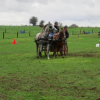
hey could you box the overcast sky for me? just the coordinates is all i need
[0,0,100,26]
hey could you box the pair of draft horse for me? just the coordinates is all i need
[35,23,68,59]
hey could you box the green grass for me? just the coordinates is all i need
[0,26,100,100]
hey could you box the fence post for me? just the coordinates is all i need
[17,32,18,38]
[80,30,81,34]
[29,31,30,36]
[92,29,93,33]
[3,32,4,39]
[72,31,74,35]
[78,31,79,38]
[5,29,6,33]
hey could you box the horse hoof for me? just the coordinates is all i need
[48,58,50,60]
[37,57,39,59]
[62,56,64,58]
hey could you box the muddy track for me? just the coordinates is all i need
[68,52,100,58]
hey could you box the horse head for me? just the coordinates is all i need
[35,23,57,40]
[48,23,58,33]
[41,23,57,38]
[59,28,66,40]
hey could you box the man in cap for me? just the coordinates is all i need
[64,25,69,39]
[54,21,59,32]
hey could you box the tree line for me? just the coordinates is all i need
[29,16,79,28]
[29,16,63,27]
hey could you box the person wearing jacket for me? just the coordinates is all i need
[64,25,69,55]
[64,25,69,39]
[48,22,59,39]
[54,21,59,32]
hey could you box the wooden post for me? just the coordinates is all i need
[78,31,79,38]
[17,32,18,38]
[29,31,30,36]
[92,29,93,33]
[72,31,74,35]
[5,29,6,33]
[80,30,81,34]
[3,32,4,39]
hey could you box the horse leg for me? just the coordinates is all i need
[62,45,64,58]
[53,48,55,58]
[36,43,39,58]
[39,44,42,57]
[59,47,62,56]
[57,47,59,57]
[47,44,50,59]
[53,46,57,58]
[64,43,66,56]
[57,50,58,57]
[44,45,47,56]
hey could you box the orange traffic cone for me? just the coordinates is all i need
[12,38,16,44]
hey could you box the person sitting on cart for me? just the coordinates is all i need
[54,21,59,32]
[48,22,55,39]
[48,22,59,39]
[50,21,59,39]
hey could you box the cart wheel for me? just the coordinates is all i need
[64,43,68,56]
[66,46,68,55]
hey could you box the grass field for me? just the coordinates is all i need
[0,26,100,100]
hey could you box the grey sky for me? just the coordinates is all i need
[0,0,100,26]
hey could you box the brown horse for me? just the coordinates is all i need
[53,28,66,58]
[56,43,68,57]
